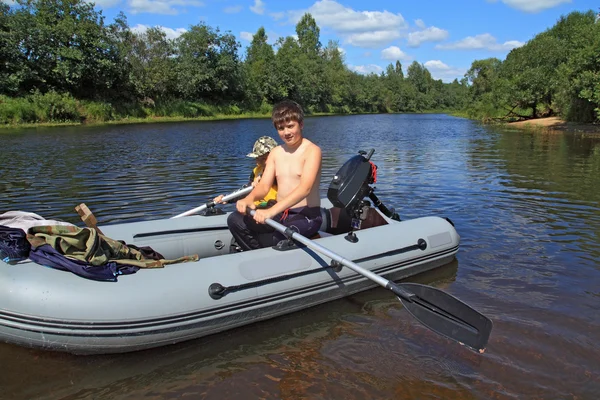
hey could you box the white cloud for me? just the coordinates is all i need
[3,0,17,5]
[240,31,254,41]
[350,64,384,75]
[414,19,426,29]
[435,33,524,51]
[381,46,411,61]
[250,0,265,15]
[423,60,467,82]
[270,11,285,21]
[286,0,408,48]
[345,30,402,48]
[128,0,204,15]
[131,24,187,40]
[490,0,572,13]
[224,5,242,13]
[407,26,449,48]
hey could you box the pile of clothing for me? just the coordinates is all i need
[0,211,198,282]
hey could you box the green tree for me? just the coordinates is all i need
[7,0,125,99]
[0,3,22,94]
[128,27,176,101]
[465,58,502,100]
[500,33,565,117]
[322,40,348,111]
[273,36,302,103]
[296,13,321,56]
[243,27,278,106]
[175,23,241,102]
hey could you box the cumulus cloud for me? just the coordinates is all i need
[407,26,449,48]
[130,24,187,40]
[489,0,572,13]
[240,31,254,41]
[270,11,285,20]
[128,0,204,15]
[250,0,265,15]
[350,64,384,75]
[423,60,467,82]
[224,5,243,13]
[286,0,408,48]
[414,19,426,29]
[381,46,411,61]
[435,33,524,51]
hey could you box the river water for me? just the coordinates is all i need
[1,114,599,399]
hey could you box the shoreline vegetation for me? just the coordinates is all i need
[1,2,598,133]
[2,109,598,137]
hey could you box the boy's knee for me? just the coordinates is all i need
[227,211,243,230]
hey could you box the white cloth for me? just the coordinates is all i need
[0,211,75,232]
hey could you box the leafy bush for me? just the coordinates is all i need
[0,96,37,124]
[30,91,80,122]
[82,102,114,122]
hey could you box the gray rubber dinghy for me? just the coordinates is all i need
[0,150,492,355]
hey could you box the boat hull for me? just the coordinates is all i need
[0,207,459,354]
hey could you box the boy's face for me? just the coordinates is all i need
[275,120,303,148]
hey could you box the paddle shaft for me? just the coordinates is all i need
[172,186,253,219]
[254,211,415,300]
[248,210,492,351]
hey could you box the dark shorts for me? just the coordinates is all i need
[227,206,323,251]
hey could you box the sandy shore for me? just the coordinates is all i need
[508,116,600,134]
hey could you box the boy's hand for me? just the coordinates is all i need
[252,208,276,224]
[213,194,225,204]
[236,199,255,214]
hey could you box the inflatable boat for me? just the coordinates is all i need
[0,150,484,355]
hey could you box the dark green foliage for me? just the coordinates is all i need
[0,3,479,125]
[466,10,599,123]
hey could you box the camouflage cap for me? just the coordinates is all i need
[247,136,278,158]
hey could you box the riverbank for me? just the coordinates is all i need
[0,109,452,131]
[507,116,600,135]
[0,112,272,131]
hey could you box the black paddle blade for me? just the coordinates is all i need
[395,282,493,352]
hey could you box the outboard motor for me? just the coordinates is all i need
[326,149,400,241]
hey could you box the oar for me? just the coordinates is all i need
[251,210,493,352]
[172,186,253,219]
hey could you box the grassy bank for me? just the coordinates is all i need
[0,91,277,130]
[0,92,467,130]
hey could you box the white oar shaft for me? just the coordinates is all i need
[172,186,253,219]
[253,211,390,289]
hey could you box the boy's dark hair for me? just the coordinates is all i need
[272,100,304,128]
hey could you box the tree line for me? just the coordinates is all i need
[0,1,597,124]
[464,10,599,123]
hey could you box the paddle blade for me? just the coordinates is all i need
[396,282,493,352]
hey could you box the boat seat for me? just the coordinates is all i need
[317,206,389,237]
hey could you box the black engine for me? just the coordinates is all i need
[327,149,400,226]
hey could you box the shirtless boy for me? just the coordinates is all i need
[227,100,322,250]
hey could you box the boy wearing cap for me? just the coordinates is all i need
[227,100,322,250]
[213,136,278,208]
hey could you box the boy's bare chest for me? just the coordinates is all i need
[275,152,306,179]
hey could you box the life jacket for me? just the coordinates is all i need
[250,165,278,207]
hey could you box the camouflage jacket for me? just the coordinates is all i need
[27,225,198,268]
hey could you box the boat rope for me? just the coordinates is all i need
[208,239,428,300]
[209,264,337,299]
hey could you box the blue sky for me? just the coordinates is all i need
[31,0,600,82]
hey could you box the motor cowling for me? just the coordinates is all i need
[327,150,375,211]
